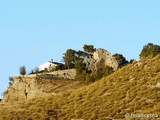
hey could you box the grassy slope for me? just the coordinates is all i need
[0,55,160,120]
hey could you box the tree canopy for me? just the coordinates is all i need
[83,44,96,53]
[140,43,160,59]
[63,45,95,69]
[112,53,128,67]
[63,49,76,69]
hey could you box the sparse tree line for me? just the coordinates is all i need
[8,43,160,85]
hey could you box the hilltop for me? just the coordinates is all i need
[0,54,160,119]
[0,43,160,119]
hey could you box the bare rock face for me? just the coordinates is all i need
[2,75,38,103]
[85,48,119,73]
[2,75,50,103]
[2,69,77,103]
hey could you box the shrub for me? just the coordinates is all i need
[75,65,113,83]
[9,76,14,85]
[19,66,26,75]
[112,53,128,68]
[140,43,160,59]
[96,66,113,80]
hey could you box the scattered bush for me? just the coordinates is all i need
[140,43,160,59]
[29,67,40,74]
[112,53,128,67]
[9,76,14,86]
[19,66,26,75]
[75,65,113,83]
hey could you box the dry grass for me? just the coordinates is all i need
[0,55,160,119]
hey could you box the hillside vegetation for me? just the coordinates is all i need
[0,54,160,119]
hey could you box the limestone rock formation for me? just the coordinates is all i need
[2,75,39,103]
[85,48,119,73]
[2,69,78,103]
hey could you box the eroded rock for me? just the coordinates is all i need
[85,48,119,73]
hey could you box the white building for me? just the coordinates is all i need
[38,61,63,72]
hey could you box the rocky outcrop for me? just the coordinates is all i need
[2,69,78,103]
[85,48,119,73]
[2,75,39,103]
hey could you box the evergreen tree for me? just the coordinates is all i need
[83,44,96,54]
[140,43,160,59]
[112,53,128,67]
[63,49,76,69]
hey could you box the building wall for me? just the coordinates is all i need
[38,62,57,71]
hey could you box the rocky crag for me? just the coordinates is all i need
[2,69,80,103]
[85,48,119,73]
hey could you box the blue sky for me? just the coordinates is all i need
[0,0,160,98]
